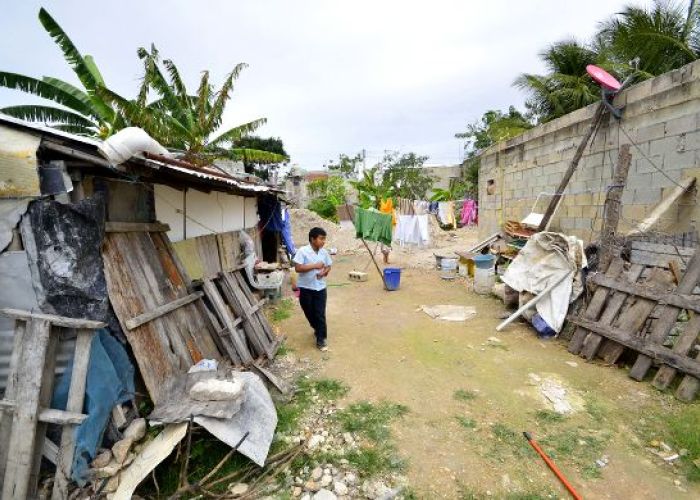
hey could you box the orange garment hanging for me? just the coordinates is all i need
[379,198,396,225]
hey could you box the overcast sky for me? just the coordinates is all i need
[1,0,639,170]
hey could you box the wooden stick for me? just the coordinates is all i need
[599,144,632,271]
[627,177,696,236]
[496,271,574,331]
[537,103,605,231]
[345,201,389,290]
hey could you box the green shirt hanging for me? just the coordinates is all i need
[354,207,393,246]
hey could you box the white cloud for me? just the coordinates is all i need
[0,0,641,169]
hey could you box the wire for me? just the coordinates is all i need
[619,123,685,189]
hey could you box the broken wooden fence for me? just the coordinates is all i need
[0,309,104,500]
[568,243,700,401]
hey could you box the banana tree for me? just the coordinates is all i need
[101,46,287,164]
[0,8,127,138]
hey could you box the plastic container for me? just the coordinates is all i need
[383,267,402,291]
[440,258,458,280]
[473,254,495,269]
[474,266,496,295]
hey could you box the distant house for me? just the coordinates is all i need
[283,168,330,207]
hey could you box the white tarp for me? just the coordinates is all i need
[502,232,586,332]
[0,199,28,252]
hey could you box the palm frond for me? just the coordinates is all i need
[38,8,99,93]
[208,117,267,147]
[0,72,94,117]
[0,104,97,129]
[228,147,287,164]
[206,63,247,135]
[52,123,97,135]
[162,59,189,102]
[196,71,211,135]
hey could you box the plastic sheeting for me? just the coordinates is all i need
[195,371,277,466]
[52,329,135,485]
[20,195,123,339]
[258,194,296,255]
[0,199,28,251]
[502,232,586,333]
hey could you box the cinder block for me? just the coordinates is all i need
[649,136,679,158]
[568,206,583,218]
[634,122,666,143]
[575,218,592,230]
[664,114,698,136]
[559,217,576,230]
[634,188,662,205]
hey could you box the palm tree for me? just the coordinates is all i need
[598,0,699,78]
[514,40,602,123]
[101,46,286,164]
[0,8,127,138]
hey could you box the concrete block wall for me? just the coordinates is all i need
[478,60,700,242]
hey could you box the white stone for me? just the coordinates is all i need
[229,483,249,497]
[320,474,333,487]
[112,438,134,465]
[305,480,320,492]
[301,495,312,500]
[333,481,349,496]
[123,418,147,441]
[189,377,244,401]
[311,467,324,481]
[342,432,354,444]
[102,475,119,493]
[307,435,325,449]
[293,486,303,497]
[344,472,356,484]
[313,489,337,500]
[92,450,113,468]
[92,461,121,479]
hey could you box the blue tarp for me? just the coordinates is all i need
[258,195,296,255]
[51,329,135,485]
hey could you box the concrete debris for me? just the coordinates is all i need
[189,377,245,402]
[91,450,113,469]
[420,305,477,322]
[229,482,250,497]
[111,439,133,465]
[122,418,147,442]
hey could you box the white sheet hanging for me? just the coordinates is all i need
[396,215,430,246]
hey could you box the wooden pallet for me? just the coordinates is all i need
[0,309,104,500]
[200,269,281,366]
[568,247,700,401]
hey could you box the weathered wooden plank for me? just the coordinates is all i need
[630,249,700,380]
[43,438,58,465]
[630,241,697,255]
[581,264,646,361]
[125,292,204,330]
[588,274,700,313]
[568,258,625,354]
[652,313,700,390]
[0,309,105,329]
[198,298,240,363]
[233,272,276,344]
[38,408,88,426]
[571,317,700,379]
[599,144,631,271]
[2,318,50,500]
[52,329,94,500]
[105,221,170,233]
[629,250,692,269]
[251,361,291,395]
[676,356,700,401]
[202,279,250,364]
[220,273,272,359]
[197,235,223,279]
[0,319,25,482]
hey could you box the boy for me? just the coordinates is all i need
[293,227,333,351]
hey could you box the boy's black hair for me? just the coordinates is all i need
[308,227,327,242]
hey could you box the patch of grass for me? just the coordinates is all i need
[584,396,607,423]
[455,416,477,429]
[454,389,478,401]
[540,428,608,480]
[487,342,510,351]
[487,423,534,460]
[335,401,408,442]
[535,409,566,423]
[460,489,554,500]
[345,445,406,476]
[269,298,294,323]
[277,377,349,436]
[276,342,293,356]
[668,404,700,482]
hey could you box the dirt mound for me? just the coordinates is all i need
[289,209,363,254]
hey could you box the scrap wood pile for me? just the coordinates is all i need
[0,202,286,498]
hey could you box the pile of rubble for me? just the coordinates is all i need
[290,209,363,254]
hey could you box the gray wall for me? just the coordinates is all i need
[478,59,700,242]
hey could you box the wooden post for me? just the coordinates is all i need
[538,103,605,231]
[598,144,632,271]
[2,319,51,500]
[52,329,95,500]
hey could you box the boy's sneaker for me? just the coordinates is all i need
[317,342,329,352]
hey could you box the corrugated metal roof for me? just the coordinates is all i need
[0,114,275,195]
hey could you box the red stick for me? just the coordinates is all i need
[523,432,583,500]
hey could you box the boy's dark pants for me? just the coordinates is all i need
[299,288,327,345]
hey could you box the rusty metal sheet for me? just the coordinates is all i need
[0,125,41,198]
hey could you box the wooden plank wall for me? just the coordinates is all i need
[102,231,221,403]
[173,228,261,280]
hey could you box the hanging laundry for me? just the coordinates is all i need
[437,201,457,228]
[396,214,430,246]
[460,199,478,226]
[354,207,393,246]
[379,198,397,225]
[428,201,439,214]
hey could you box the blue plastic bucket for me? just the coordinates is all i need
[473,254,495,270]
[383,267,401,291]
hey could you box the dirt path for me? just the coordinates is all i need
[282,251,700,499]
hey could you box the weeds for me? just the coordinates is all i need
[335,401,408,441]
[269,298,294,323]
[455,416,477,429]
[540,428,608,480]
[535,409,566,423]
[668,404,700,481]
[454,389,478,401]
[345,445,406,476]
[584,396,607,423]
